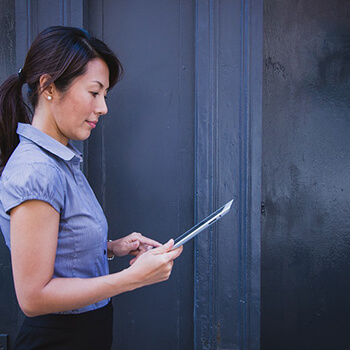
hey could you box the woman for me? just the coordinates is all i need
[0,26,182,349]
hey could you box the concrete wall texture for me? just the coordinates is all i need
[262,0,350,349]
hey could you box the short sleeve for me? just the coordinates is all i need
[0,162,65,214]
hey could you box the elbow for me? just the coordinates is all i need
[17,294,46,317]
[19,301,41,318]
[22,308,38,318]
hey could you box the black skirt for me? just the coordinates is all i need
[15,301,113,350]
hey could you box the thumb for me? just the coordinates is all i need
[130,240,140,251]
[129,256,138,265]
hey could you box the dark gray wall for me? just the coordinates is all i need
[86,1,196,348]
[262,0,350,349]
[0,1,19,349]
[86,1,262,349]
[193,1,262,348]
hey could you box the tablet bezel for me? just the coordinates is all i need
[172,199,233,250]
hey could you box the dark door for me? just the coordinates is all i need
[86,1,196,348]
[86,1,262,349]
[262,0,350,348]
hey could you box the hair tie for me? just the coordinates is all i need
[18,68,26,84]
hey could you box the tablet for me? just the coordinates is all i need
[172,199,234,250]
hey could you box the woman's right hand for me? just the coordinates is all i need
[127,239,183,288]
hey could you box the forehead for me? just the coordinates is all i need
[75,58,110,88]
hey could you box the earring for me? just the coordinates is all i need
[47,96,52,101]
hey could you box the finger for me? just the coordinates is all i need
[152,239,174,255]
[130,240,140,251]
[128,243,151,256]
[130,231,142,237]
[122,241,140,255]
[129,249,147,265]
[129,256,138,265]
[165,245,183,260]
[138,243,148,253]
[137,235,162,248]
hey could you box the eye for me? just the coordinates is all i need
[90,92,99,97]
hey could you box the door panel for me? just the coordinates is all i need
[262,0,350,348]
[86,1,262,349]
[87,1,196,349]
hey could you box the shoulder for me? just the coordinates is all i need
[1,145,66,214]
[5,140,63,173]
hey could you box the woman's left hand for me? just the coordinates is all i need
[107,232,161,258]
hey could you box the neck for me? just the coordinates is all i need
[32,103,68,146]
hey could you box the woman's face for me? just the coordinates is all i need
[49,58,110,145]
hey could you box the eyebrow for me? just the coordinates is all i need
[92,81,109,90]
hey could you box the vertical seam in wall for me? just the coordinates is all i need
[30,0,38,43]
[176,1,183,349]
[245,0,251,347]
[101,0,106,210]
[238,0,244,346]
[209,0,220,347]
[62,0,66,26]
[27,0,31,49]
[239,0,249,348]
[193,0,199,348]
[208,0,213,346]
[246,1,253,347]
[213,0,220,345]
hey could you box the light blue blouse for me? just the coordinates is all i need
[0,123,110,314]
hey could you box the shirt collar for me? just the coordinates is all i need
[17,123,83,162]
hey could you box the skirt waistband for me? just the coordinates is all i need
[25,300,113,329]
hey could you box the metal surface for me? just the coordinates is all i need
[194,0,262,349]
[86,1,196,349]
[87,1,262,349]
[262,0,350,348]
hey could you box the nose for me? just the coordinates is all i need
[97,96,108,116]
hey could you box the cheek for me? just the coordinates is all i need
[71,96,94,119]
[81,94,95,111]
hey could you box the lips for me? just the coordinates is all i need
[86,121,97,129]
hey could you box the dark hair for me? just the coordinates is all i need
[0,26,123,173]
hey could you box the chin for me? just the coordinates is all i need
[71,131,92,142]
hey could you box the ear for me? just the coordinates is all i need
[39,74,56,101]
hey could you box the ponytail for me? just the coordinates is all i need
[0,74,31,173]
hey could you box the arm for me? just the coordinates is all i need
[10,200,182,317]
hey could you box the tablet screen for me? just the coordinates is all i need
[172,199,233,249]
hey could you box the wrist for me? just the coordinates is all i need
[125,263,146,290]
[107,240,115,260]
[118,267,142,292]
